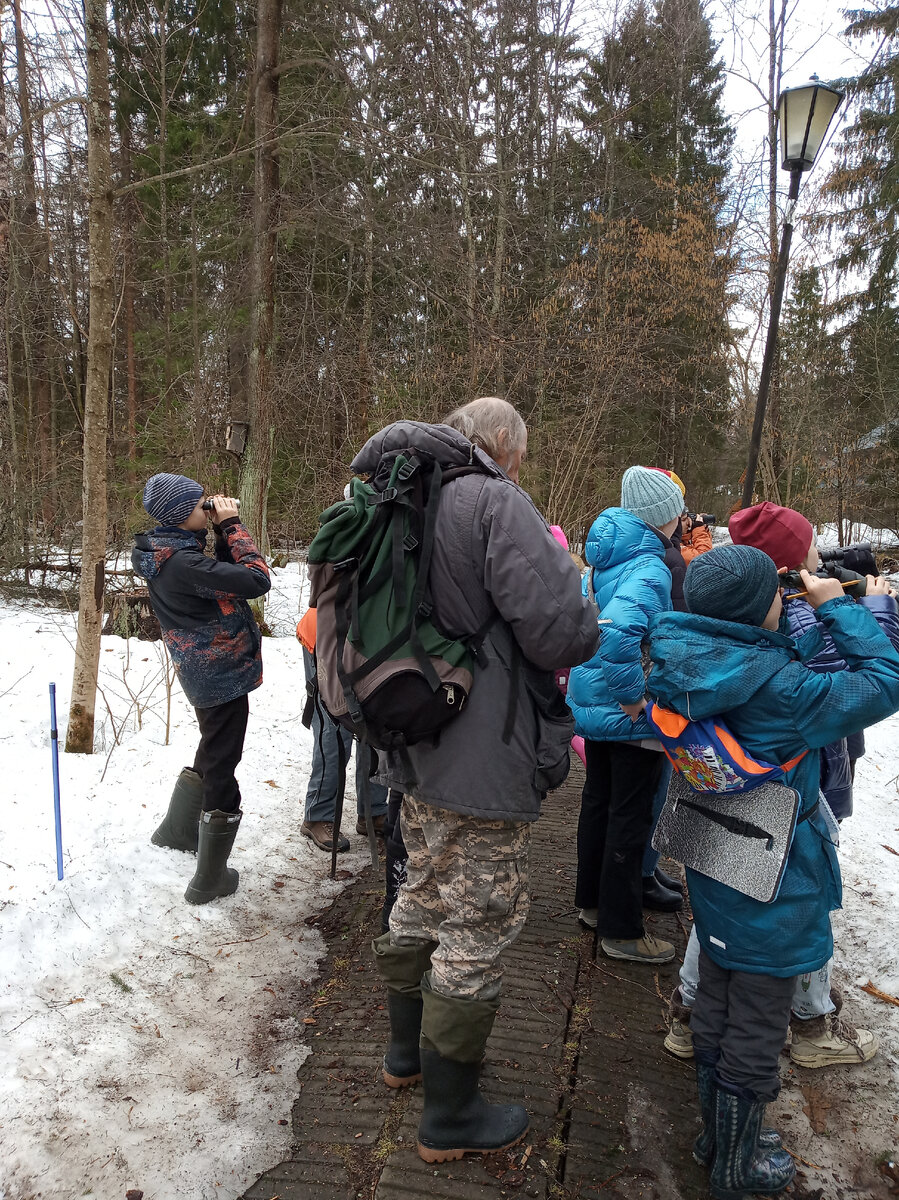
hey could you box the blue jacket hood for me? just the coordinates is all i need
[648,610,797,719]
[586,508,667,573]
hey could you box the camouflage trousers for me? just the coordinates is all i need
[389,794,530,1001]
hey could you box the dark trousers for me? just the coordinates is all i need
[381,790,408,933]
[193,694,249,813]
[691,949,795,1102]
[575,739,664,939]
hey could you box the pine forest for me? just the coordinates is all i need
[3,0,899,557]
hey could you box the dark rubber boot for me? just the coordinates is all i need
[654,866,684,894]
[383,992,423,1087]
[151,768,203,852]
[417,1050,528,1163]
[416,976,528,1163]
[372,934,436,1087]
[693,1062,782,1168]
[184,810,242,905]
[642,874,683,912]
[709,1078,794,1199]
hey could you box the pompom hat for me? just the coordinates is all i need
[142,473,204,525]
[684,544,780,627]
[620,465,685,529]
[729,502,814,570]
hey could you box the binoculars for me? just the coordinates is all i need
[781,560,869,599]
[201,498,240,511]
[818,541,877,577]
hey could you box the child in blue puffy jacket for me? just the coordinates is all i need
[566,465,684,965]
[648,544,899,1200]
[133,472,270,905]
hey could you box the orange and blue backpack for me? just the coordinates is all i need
[644,701,806,794]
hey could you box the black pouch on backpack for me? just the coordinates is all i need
[308,450,490,752]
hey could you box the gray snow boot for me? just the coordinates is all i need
[693,1061,782,1168]
[184,809,242,904]
[708,1077,794,1199]
[151,767,203,852]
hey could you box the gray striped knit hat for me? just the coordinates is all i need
[620,465,685,528]
[143,473,204,525]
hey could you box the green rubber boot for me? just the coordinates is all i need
[416,972,529,1164]
[184,809,242,904]
[372,933,437,1087]
[151,768,204,852]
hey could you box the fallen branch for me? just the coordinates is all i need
[785,1148,822,1169]
[861,980,899,1008]
[217,931,270,948]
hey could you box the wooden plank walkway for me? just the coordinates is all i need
[239,769,885,1200]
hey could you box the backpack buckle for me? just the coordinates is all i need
[418,600,433,618]
[371,487,397,504]
[397,459,419,480]
[403,533,419,551]
[333,557,357,573]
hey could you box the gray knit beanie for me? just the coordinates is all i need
[684,544,780,627]
[620,465,685,528]
[143,473,204,525]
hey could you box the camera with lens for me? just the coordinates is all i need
[201,498,240,511]
[686,511,716,528]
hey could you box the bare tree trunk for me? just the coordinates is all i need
[115,4,139,468]
[13,0,53,523]
[1,2,19,547]
[66,0,114,754]
[239,0,281,558]
[490,0,507,390]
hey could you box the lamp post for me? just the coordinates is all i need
[741,79,844,509]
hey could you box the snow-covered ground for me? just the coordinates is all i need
[2,553,899,1199]
[0,564,376,1200]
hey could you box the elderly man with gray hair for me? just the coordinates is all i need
[353,397,599,1163]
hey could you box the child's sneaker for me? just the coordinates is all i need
[789,1011,877,1068]
[664,985,694,1058]
[600,934,675,964]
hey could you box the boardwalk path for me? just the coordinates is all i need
[240,770,890,1200]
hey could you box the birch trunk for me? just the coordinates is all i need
[66,0,114,753]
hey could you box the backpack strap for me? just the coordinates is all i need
[675,796,775,851]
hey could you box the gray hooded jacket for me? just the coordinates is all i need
[350,421,599,821]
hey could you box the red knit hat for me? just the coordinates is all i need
[728,502,814,569]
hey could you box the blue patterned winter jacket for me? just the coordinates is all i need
[567,508,672,742]
[132,519,271,709]
[648,597,899,976]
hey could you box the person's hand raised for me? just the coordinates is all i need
[209,495,240,523]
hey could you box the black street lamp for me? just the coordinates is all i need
[741,79,844,510]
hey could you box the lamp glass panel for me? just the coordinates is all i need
[803,88,842,163]
[779,85,842,169]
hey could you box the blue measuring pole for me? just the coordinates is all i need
[49,683,64,880]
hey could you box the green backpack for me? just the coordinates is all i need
[307,448,492,752]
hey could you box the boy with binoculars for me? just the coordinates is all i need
[133,473,270,904]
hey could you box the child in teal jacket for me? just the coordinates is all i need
[647,544,899,1200]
